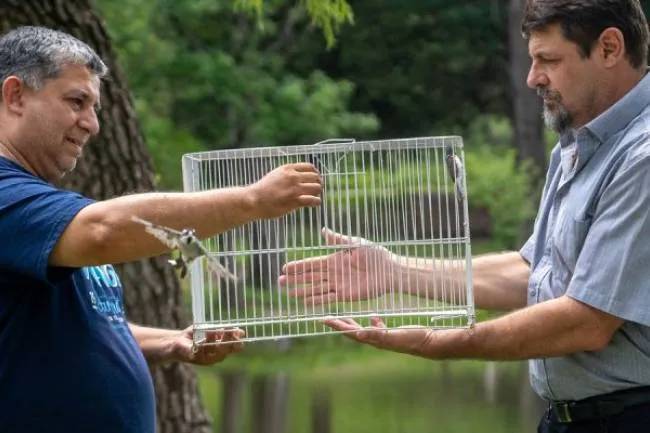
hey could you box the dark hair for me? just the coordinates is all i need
[522,0,649,69]
[0,26,107,91]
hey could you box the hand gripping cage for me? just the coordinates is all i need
[182,136,475,346]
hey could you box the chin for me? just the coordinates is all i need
[58,159,79,176]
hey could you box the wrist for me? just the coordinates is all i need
[390,253,409,291]
[166,331,186,363]
[240,185,262,220]
[146,333,182,364]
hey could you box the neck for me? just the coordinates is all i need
[608,66,645,105]
[575,66,645,129]
[0,137,38,177]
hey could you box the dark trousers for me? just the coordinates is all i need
[537,401,650,433]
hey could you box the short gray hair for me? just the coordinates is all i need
[0,26,107,91]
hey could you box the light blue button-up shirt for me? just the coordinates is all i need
[520,72,650,401]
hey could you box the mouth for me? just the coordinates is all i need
[538,88,561,103]
[65,137,84,156]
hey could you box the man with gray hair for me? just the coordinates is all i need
[0,26,322,433]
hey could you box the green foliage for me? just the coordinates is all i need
[234,0,264,17]
[97,0,376,189]
[235,0,354,47]
[300,0,354,47]
[464,116,536,249]
[287,0,509,138]
[248,71,378,145]
[136,104,203,190]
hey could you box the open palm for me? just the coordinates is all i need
[279,228,396,305]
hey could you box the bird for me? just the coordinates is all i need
[445,148,466,203]
[131,216,236,281]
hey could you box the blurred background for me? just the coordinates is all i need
[4,1,650,432]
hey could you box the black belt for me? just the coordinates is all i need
[550,386,650,423]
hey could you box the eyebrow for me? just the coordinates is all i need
[530,49,561,59]
[66,89,102,111]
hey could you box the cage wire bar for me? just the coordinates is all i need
[182,136,475,346]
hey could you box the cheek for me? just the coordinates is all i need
[29,111,66,139]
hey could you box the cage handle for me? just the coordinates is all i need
[312,138,356,146]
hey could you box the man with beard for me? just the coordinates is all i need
[0,26,322,433]
[281,1,650,431]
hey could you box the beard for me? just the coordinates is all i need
[537,87,572,134]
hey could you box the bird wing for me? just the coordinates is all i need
[180,234,237,282]
[205,255,238,282]
[131,216,183,250]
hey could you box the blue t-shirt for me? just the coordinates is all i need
[0,157,155,433]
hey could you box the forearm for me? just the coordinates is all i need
[414,296,622,361]
[53,187,256,266]
[129,323,180,364]
[52,162,322,267]
[472,252,529,310]
[394,251,529,311]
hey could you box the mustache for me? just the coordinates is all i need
[537,87,562,101]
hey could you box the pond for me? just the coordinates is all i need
[197,339,546,433]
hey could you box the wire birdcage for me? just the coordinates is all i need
[182,136,474,346]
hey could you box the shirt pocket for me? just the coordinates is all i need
[551,217,591,289]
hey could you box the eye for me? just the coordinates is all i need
[540,57,560,65]
[68,98,84,111]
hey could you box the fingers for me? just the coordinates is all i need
[295,171,322,184]
[193,328,245,364]
[299,182,323,194]
[287,285,330,300]
[321,227,352,246]
[298,195,322,207]
[290,164,322,187]
[323,316,391,347]
[290,162,320,174]
[324,318,361,332]
[204,329,225,343]
[282,256,328,274]
[220,328,245,353]
[325,318,376,344]
[301,292,343,306]
[280,270,329,286]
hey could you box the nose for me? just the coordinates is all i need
[526,61,549,90]
[78,107,100,137]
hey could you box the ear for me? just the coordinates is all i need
[1,76,27,115]
[597,27,625,68]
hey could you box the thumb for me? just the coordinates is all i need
[321,227,352,246]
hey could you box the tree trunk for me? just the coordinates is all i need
[311,388,331,433]
[221,372,247,433]
[508,0,545,179]
[252,374,290,433]
[0,2,213,432]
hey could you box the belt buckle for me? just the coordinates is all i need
[553,402,573,423]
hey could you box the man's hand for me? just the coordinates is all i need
[325,317,433,356]
[170,326,245,365]
[131,323,245,365]
[279,228,396,305]
[326,296,625,361]
[247,163,322,219]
